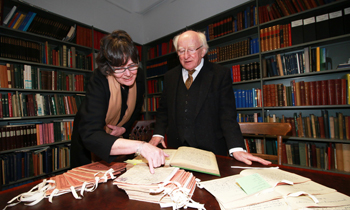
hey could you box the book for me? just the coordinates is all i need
[303,16,316,43]
[291,19,303,45]
[3,5,17,26]
[315,14,329,40]
[22,12,37,32]
[329,10,344,37]
[135,146,220,176]
[345,7,350,34]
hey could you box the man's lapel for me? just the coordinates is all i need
[194,60,214,117]
[169,66,182,121]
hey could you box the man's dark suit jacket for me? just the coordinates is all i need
[70,68,145,168]
[154,58,245,156]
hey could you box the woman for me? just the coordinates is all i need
[70,30,167,173]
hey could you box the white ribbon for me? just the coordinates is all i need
[284,191,319,204]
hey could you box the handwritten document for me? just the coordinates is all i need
[201,174,281,209]
[286,192,350,209]
[240,168,310,186]
[114,164,177,185]
[236,173,271,195]
[275,180,336,196]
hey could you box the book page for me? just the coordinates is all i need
[240,168,310,186]
[275,180,336,196]
[133,149,177,166]
[201,174,248,203]
[170,146,219,175]
[286,192,350,209]
[162,149,177,166]
[114,164,177,185]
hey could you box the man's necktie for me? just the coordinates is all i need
[185,70,195,89]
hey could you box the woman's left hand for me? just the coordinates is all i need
[107,124,126,137]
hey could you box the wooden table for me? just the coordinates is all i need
[1,155,349,210]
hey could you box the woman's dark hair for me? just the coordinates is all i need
[96,30,139,75]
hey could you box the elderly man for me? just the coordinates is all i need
[149,30,270,166]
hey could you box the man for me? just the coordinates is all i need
[149,30,270,166]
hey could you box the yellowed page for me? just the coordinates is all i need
[114,164,177,185]
[286,192,350,209]
[169,146,220,176]
[133,149,177,166]
[221,190,282,209]
[202,174,248,203]
[240,168,310,186]
[202,174,281,207]
[162,149,178,166]
[275,180,336,196]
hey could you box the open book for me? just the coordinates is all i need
[134,146,220,176]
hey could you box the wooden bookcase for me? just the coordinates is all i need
[0,0,110,190]
[142,0,350,175]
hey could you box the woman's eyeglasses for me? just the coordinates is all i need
[108,62,139,74]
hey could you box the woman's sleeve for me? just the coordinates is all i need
[78,70,119,162]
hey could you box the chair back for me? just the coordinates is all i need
[238,122,291,165]
[130,120,156,142]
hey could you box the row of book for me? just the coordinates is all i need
[263,77,349,108]
[4,10,36,31]
[262,47,328,78]
[207,37,257,63]
[231,62,260,83]
[283,112,349,140]
[0,145,71,186]
[93,30,108,50]
[3,6,73,41]
[291,8,350,46]
[206,5,257,41]
[76,25,92,48]
[0,93,85,118]
[246,137,350,172]
[146,39,175,60]
[260,23,291,52]
[237,113,263,123]
[234,88,262,108]
[147,78,163,94]
[258,0,338,24]
[244,138,265,154]
[41,42,93,70]
[0,36,93,70]
[146,59,168,77]
[0,120,73,152]
[282,142,350,172]
[146,95,160,112]
[0,64,86,91]
[264,111,349,140]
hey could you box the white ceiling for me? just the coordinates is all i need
[105,0,177,15]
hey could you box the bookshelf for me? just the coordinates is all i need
[0,0,109,190]
[142,0,350,174]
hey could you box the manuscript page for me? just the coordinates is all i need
[239,168,310,186]
[169,146,220,176]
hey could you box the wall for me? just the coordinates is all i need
[24,0,247,44]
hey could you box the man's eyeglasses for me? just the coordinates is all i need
[177,45,203,56]
[107,62,139,74]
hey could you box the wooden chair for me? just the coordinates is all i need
[130,120,156,142]
[238,122,291,165]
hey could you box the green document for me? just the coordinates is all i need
[236,173,271,195]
